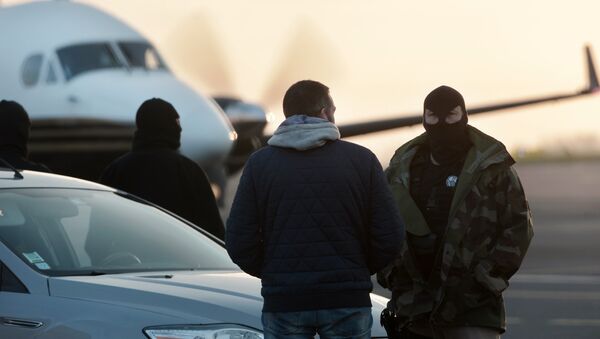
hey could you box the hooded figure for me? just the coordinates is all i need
[378,86,532,339]
[100,98,224,240]
[0,100,50,172]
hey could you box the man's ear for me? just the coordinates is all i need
[319,107,328,120]
[321,107,335,123]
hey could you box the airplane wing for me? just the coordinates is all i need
[336,46,599,138]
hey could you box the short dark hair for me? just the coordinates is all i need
[282,80,331,118]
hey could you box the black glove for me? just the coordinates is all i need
[380,308,433,339]
[380,308,403,339]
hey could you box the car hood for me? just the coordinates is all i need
[49,270,264,329]
[48,270,390,337]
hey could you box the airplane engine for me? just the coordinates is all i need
[214,97,268,175]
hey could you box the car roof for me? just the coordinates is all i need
[0,169,115,191]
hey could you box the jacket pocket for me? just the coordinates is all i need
[437,270,497,323]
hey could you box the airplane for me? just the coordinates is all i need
[0,1,238,186]
[0,1,598,203]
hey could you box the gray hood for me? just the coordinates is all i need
[46,270,389,336]
[268,115,340,150]
[49,270,263,328]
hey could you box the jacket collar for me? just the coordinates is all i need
[391,125,514,180]
[388,125,514,236]
[267,115,340,151]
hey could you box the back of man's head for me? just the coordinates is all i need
[283,80,332,118]
[136,98,180,131]
[133,98,182,150]
[0,100,31,156]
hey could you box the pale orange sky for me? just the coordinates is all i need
[5,0,600,163]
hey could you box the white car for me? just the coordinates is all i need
[0,168,390,338]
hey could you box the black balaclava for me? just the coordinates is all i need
[132,98,182,150]
[423,86,471,165]
[0,100,31,157]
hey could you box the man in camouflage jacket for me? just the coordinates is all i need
[377,86,533,339]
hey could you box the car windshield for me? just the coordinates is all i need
[57,43,122,80]
[0,188,236,276]
[118,41,166,70]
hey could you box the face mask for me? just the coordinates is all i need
[423,86,471,165]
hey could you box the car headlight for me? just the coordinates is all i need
[143,324,263,339]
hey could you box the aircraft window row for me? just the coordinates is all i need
[57,43,121,80]
[19,42,169,86]
[118,41,166,70]
[21,54,43,87]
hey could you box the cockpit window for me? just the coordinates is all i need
[57,43,122,80]
[21,54,44,87]
[118,41,166,70]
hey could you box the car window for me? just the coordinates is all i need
[57,43,122,80]
[0,261,28,293]
[0,189,236,276]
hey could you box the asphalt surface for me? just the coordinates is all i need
[225,160,600,338]
[500,161,600,339]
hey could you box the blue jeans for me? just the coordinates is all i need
[262,307,372,339]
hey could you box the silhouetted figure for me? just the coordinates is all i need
[100,98,224,240]
[378,86,533,339]
[0,100,50,172]
[226,80,404,339]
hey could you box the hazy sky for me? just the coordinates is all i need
[5,0,600,163]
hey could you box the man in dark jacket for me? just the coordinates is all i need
[100,98,224,240]
[226,80,404,339]
[0,100,50,172]
[378,86,533,339]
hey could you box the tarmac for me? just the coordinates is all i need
[500,160,600,339]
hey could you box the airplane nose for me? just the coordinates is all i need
[179,103,236,167]
[71,72,235,167]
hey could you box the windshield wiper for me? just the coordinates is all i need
[58,270,110,276]
[88,270,108,276]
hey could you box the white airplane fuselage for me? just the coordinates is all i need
[0,1,236,173]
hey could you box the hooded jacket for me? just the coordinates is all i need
[0,100,49,172]
[226,115,404,312]
[100,99,224,240]
[378,125,533,332]
[100,147,224,239]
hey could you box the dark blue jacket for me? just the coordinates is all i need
[226,140,404,312]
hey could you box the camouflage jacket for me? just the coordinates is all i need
[377,125,533,331]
